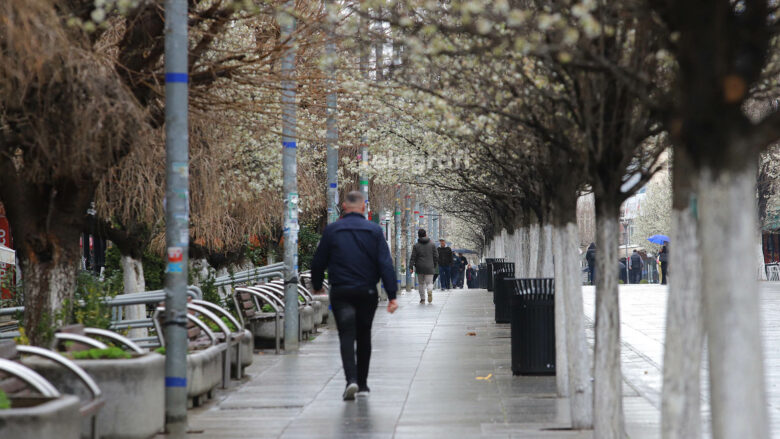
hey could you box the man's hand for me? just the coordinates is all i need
[387,299,398,314]
[314,288,324,294]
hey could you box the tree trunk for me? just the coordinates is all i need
[552,225,570,398]
[756,230,767,281]
[528,221,540,277]
[699,165,769,439]
[661,205,703,439]
[20,253,79,346]
[121,254,148,339]
[593,207,625,438]
[519,226,530,278]
[562,221,593,428]
[540,223,554,277]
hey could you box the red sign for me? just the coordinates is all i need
[167,247,183,263]
[0,203,14,299]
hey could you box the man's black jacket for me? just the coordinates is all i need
[311,212,398,299]
[437,246,453,266]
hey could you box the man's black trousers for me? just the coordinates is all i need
[330,290,378,387]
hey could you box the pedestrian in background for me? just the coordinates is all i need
[451,251,461,288]
[457,253,468,288]
[629,249,643,283]
[658,245,669,285]
[311,191,398,401]
[437,239,453,290]
[409,229,438,304]
[586,243,596,285]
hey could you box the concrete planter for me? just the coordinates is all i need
[25,353,164,439]
[0,395,81,439]
[301,305,314,333]
[187,345,224,407]
[249,313,284,341]
[310,300,323,326]
[230,329,253,374]
[313,295,330,324]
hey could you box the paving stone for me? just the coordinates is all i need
[172,288,670,438]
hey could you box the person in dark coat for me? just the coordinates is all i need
[658,245,669,285]
[456,253,468,288]
[311,191,398,400]
[450,252,461,288]
[629,249,643,283]
[466,264,476,288]
[586,243,596,285]
[437,240,453,290]
[409,229,438,304]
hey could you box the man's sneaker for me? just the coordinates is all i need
[357,386,370,396]
[419,299,425,304]
[343,382,358,401]
[427,290,433,303]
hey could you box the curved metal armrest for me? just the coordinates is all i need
[152,306,217,348]
[245,286,285,309]
[54,333,108,351]
[240,288,283,313]
[191,300,242,335]
[16,345,102,400]
[187,285,203,300]
[83,328,145,355]
[268,280,311,305]
[0,358,60,397]
[297,285,314,303]
[187,304,231,341]
[187,314,217,346]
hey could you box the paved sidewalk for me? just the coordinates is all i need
[582,283,780,438]
[178,288,660,439]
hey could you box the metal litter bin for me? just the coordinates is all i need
[492,263,515,323]
[510,278,555,375]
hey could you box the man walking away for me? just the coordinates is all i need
[437,239,453,290]
[311,191,398,401]
[409,229,438,303]
[629,249,643,284]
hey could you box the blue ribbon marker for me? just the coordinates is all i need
[165,73,189,83]
[283,141,297,149]
[165,377,187,387]
[329,183,337,188]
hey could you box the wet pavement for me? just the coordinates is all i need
[179,288,668,438]
[582,282,780,438]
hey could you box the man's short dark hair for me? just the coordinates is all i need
[418,229,426,238]
[345,191,365,205]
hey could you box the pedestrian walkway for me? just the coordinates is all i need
[582,283,780,438]
[178,289,659,439]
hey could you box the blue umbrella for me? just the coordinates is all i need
[647,234,670,245]
[452,248,477,254]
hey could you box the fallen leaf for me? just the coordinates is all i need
[476,373,493,380]
[466,332,477,336]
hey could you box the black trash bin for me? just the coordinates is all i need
[478,264,487,289]
[510,278,555,375]
[492,264,515,323]
[485,258,505,292]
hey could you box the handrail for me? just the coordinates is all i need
[187,304,231,341]
[190,300,242,335]
[17,345,102,400]
[83,328,145,355]
[237,288,282,354]
[0,358,61,397]
[244,286,285,309]
[152,307,217,348]
[54,334,109,351]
